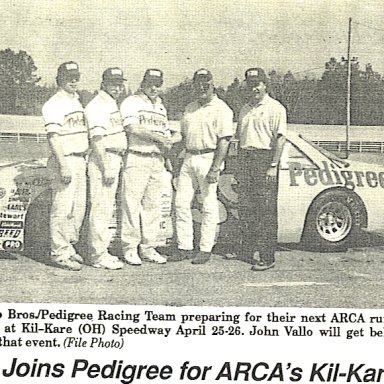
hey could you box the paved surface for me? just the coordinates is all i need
[2,239,384,308]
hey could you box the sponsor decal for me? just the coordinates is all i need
[0,187,6,199]
[6,203,26,211]
[289,161,384,190]
[0,221,23,230]
[0,229,21,238]
[2,240,22,251]
[0,213,24,220]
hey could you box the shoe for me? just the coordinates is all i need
[167,249,194,262]
[53,257,82,271]
[124,249,142,266]
[251,260,275,271]
[92,254,124,270]
[224,252,256,265]
[70,253,84,263]
[140,247,167,264]
[191,251,211,265]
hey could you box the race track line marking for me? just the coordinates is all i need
[243,282,331,287]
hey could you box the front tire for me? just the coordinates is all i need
[302,189,366,252]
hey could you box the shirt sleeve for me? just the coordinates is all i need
[85,102,109,138]
[216,104,235,139]
[120,97,140,127]
[42,100,63,134]
[273,104,287,137]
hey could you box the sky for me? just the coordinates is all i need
[1,0,384,92]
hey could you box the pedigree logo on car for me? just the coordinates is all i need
[289,161,384,190]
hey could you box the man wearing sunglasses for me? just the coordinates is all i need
[236,68,287,271]
[172,69,234,265]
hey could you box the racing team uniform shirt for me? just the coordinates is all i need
[120,92,174,251]
[175,94,234,253]
[42,89,88,261]
[237,94,287,263]
[85,90,128,262]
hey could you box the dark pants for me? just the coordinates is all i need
[237,149,278,264]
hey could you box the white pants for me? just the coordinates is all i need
[88,152,122,261]
[47,155,87,261]
[175,153,219,253]
[121,153,164,251]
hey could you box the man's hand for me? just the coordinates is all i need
[60,164,72,184]
[266,166,278,183]
[157,135,173,151]
[165,158,173,173]
[206,169,220,184]
[102,170,115,186]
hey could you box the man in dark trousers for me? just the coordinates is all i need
[236,68,287,271]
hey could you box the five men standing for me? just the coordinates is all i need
[43,63,286,271]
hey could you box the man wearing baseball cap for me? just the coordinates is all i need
[171,69,234,264]
[85,67,127,269]
[42,61,88,271]
[119,69,181,265]
[236,67,287,271]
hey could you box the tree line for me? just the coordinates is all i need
[1,48,384,125]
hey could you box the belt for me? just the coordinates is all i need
[186,148,215,155]
[106,148,126,156]
[65,152,87,158]
[127,149,163,158]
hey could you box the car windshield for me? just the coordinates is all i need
[299,135,350,168]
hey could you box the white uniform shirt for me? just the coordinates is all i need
[238,94,287,150]
[42,89,88,155]
[85,90,127,151]
[181,95,234,150]
[120,93,172,154]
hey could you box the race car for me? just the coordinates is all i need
[0,131,383,256]
[216,131,384,251]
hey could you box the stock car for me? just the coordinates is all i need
[0,131,384,257]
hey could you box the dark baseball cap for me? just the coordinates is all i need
[142,69,163,86]
[193,68,213,83]
[245,67,268,84]
[57,61,80,81]
[102,67,126,84]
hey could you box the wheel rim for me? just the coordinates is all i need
[316,201,352,242]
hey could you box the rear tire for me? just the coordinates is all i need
[302,189,365,252]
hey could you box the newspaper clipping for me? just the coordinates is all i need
[1,0,384,383]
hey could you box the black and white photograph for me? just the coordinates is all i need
[1,0,384,308]
[2,1,384,381]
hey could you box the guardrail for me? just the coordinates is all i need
[0,132,47,142]
[312,140,384,153]
[0,132,384,154]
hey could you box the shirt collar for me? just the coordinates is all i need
[99,89,116,103]
[58,88,80,100]
[249,94,271,108]
[137,91,161,105]
[197,94,218,107]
